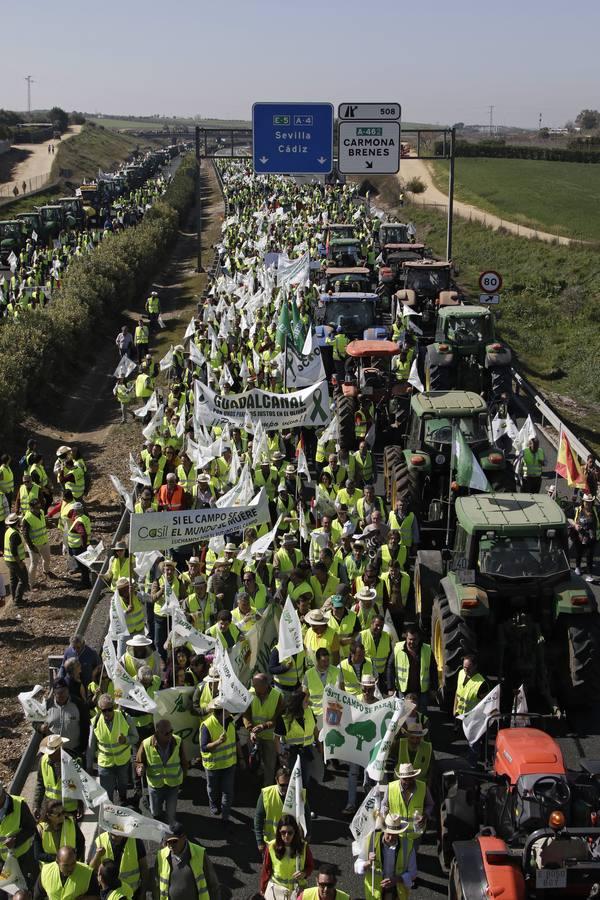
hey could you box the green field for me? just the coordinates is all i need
[50,125,143,184]
[431,157,600,241]
[89,116,250,131]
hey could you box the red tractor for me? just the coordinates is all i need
[441,722,600,896]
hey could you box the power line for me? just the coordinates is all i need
[488,105,494,136]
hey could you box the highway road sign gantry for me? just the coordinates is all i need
[252,102,334,175]
[338,121,401,174]
[338,102,401,121]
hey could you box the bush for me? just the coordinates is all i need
[405,176,425,194]
[434,139,600,163]
[0,155,196,434]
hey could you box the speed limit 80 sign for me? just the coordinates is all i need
[479,270,503,293]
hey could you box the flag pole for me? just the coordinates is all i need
[446,422,456,546]
[554,425,562,495]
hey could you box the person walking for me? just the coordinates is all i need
[243,674,283,787]
[259,815,314,899]
[297,864,349,900]
[23,497,54,587]
[115,326,134,360]
[572,493,599,579]
[134,318,149,363]
[521,436,545,493]
[155,822,220,899]
[354,813,417,898]
[87,694,137,805]
[200,698,240,827]
[3,512,29,606]
[135,719,188,827]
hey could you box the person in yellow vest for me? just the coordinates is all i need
[298,863,349,900]
[381,560,411,634]
[207,610,246,657]
[182,574,216,633]
[386,625,436,715]
[326,594,359,658]
[156,821,219,899]
[354,812,417,899]
[254,766,311,853]
[93,829,149,899]
[232,591,261,635]
[34,800,85,864]
[303,609,340,666]
[269,640,306,694]
[353,440,376,488]
[113,376,134,424]
[33,735,81,820]
[134,317,149,363]
[388,497,418,552]
[107,541,132,589]
[274,533,303,575]
[0,452,15,507]
[385,762,434,844]
[191,666,220,732]
[96,858,136,900]
[332,325,350,383]
[303,648,342,727]
[377,530,408,574]
[0,781,38,888]
[65,503,91,589]
[274,690,318,794]
[454,653,489,764]
[113,577,146,655]
[243,673,283,787]
[200,697,241,825]
[15,472,41,515]
[35,845,97,900]
[358,615,392,690]
[135,719,188,827]
[87,693,137,805]
[520,436,545,494]
[335,478,363,525]
[340,640,376,697]
[260,814,314,898]
[4,512,29,607]
[394,723,434,786]
[145,290,160,329]
[134,366,154,401]
[344,673,379,816]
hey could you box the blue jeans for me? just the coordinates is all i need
[148,785,179,826]
[98,763,130,802]
[206,765,235,819]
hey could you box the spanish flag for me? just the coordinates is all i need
[555,430,588,489]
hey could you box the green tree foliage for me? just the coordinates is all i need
[575,109,600,131]
[49,106,69,133]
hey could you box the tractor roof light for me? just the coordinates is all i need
[410,454,425,466]
[461,598,480,609]
[571,596,589,606]
[438,343,450,352]
[491,342,504,351]
[488,452,504,464]
[549,810,566,830]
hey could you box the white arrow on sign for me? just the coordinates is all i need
[317,156,327,165]
[259,156,268,164]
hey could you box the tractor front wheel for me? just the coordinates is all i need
[335,394,357,452]
[431,593,476,712]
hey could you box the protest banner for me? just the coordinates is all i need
[284,340,326,389]
[193,380,330,432]
[99,802,170,843]
[154,687,198,761]
[321,686,409,767]
[61,751,108,809]
[129,489,270,552]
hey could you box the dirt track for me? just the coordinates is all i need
[399,157,580,246]
[0,124,82,189]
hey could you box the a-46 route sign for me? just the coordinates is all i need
[338,121,401,174]
[479,270,503,293]
[252,102,334,175]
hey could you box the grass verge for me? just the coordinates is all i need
[431,158,600,242]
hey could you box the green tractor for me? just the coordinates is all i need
[394,259,460,342]
[57,197,85,229]
[15,211,43,243]
[383,391,512,539]
[36,205,66,242]
[413,493,600,710]
[0,220,27,263]
[424,306,512,401]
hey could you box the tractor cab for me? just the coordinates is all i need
[378,221,416,248]
[323,266,373,294]
[425,305,512,400]
[314,292,384,346]
[15,211,42,241]
[36,205,66,239]
[325,223,357,243]
[0,220,26,262]
[394,259,459,341]
[57,197,85,228]
[326,237,363,268]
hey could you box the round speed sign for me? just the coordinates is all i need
[479,270,503,293]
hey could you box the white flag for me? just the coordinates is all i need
[189,340,205,368]
[282,756,307,836]
[163,579,181,615]
[298,503,309,542]
[366,704,407,783]
[350,784,384,856]
[7,252,17,272]
[278,597,304,658]
[61,750,108,808]
[113,356,137,379]
[302,328,314,356]
[109,475,134,513]
[239,358,249,386]
[157,314,166,329]
[159,348,174,372]
[129,454,151,487]
[408,357,424,393]
[236,514,282,563]
[170,609,218,654]
[216,645,252,714]
[17,685,47,723]
[134,391,158,419]
[296,445,309,478]
[113,665,157,714]
[99,802,170,843]
[459,684,501,745]
[0,853,27,895]
[142,403,164,442]
[513,415,537,454]
[492,412,519,445]
[109,590,130,639]
[75,541,104,569]
[184,319,196,339]
[102,635,118,680]
[228,443,241,484]
[134,550,162,579]
[175,403,187,439]
[31,230,38,243]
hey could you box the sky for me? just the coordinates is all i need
[2,0,599,128]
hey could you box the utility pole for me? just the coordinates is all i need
[488,105,494,136]
[539,112,543,131]
[24,75,34,113]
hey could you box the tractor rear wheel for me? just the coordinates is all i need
[391,459,422,518]
[448,859,465,900]
[490,365,512,402]
[427,362,453,392]
[564,614,600,706]
[335,395,356,452]
[431,593,476,712]
[383,446,401,498]
[438,803,454,873]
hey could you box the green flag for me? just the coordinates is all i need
[290,298,305,351]
[454,428,491,492]
[276,296,292,351]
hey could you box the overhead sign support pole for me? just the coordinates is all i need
[447,127,456,261]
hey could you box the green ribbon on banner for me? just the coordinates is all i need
[310,387,328,424]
